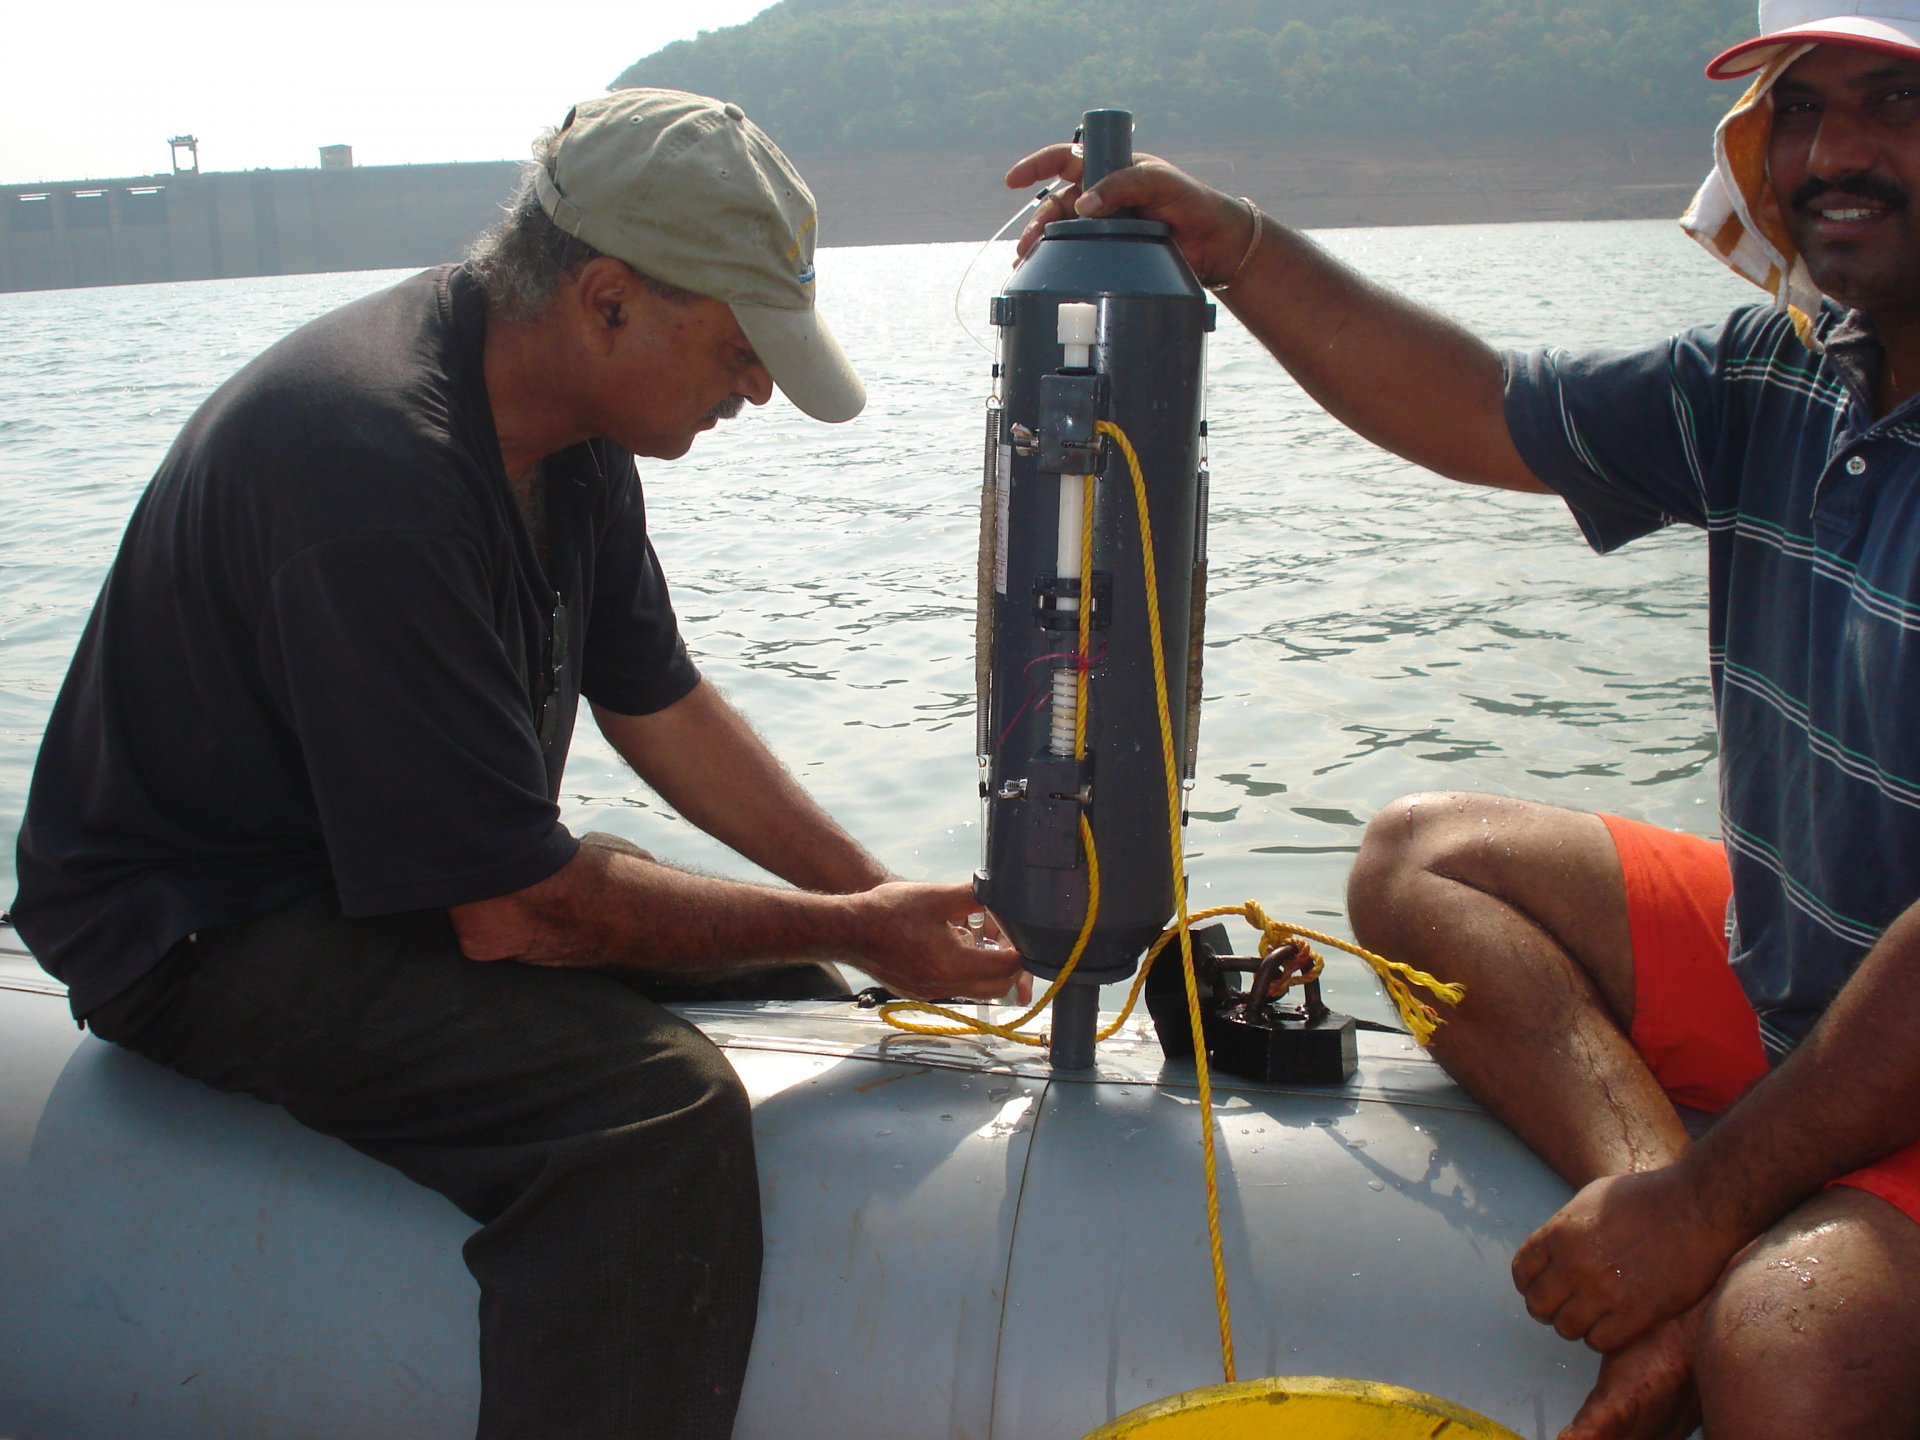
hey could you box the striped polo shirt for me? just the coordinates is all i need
[1504,300,1920,1053]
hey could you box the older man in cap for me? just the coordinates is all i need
[11,90,1018,1437]
[1011,3,1920,1437]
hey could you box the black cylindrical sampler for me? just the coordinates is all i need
[974,108,1212,1068]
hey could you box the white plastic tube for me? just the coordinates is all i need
[1058,301,1097,369]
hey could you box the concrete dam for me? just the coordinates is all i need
[0,157,522,293]
[2,130,1715,296]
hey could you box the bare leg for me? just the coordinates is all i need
[1348,792,1699,1438]
[1347,791,1688,1181]
[1697,1187,1920,1438]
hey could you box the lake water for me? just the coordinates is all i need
[0,221,1757,1015]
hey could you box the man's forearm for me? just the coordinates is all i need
[448,843,1018,1000]
[1512,896,1920,1349]
[1010,149,1549,495]
[1682,899,1920,1236]
[449,682,1024,998]
[452,839,855,973]
[1218,222,1544,493]
[594,684,890,895]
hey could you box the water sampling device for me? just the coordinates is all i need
[971,109,1212,1070]
[943,108,1448,1092]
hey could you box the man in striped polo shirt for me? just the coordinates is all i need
[1010,2,1920,1435]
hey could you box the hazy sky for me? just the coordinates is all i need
[2,0,781,184]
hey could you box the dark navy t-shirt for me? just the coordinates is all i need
[1505,301,1920,1051]
[11,266,700,1016]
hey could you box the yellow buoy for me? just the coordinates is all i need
[1085,1376,1524,1439]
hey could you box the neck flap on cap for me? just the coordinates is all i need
[1679,45,1824,348]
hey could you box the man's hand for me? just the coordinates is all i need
[1005,145,1255,285]
[1005,145,1544,496]
[1512,1167,1745,1353]
[849,881,1025,1002]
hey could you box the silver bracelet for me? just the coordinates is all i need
[1207,198,1264,294]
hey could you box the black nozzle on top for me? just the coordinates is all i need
[1078,109,1134,192]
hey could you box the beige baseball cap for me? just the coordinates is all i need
[535,88,864,424]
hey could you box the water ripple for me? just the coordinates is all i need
[0,229,1735,1015]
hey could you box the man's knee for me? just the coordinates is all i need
[590,1031,759,1272]
[1350,791,1476,898]
[1347,792,1637,1030]
[676,1031,754,1142]
[602,1011,753,1150]
[1347,789,1522,941]
[1697,1189,1920,1437]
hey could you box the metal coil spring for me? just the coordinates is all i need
[1049,667,1078,757]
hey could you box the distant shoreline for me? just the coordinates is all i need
[794,126,1714,248]
[1,125,1718,294]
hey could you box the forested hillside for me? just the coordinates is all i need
[615,0,1754,152]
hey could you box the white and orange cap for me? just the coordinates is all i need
[535,88,865,424]
[1708,0,1920,79]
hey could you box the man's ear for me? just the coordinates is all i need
[572,257,638,341]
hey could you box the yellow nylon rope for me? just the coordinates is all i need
[1099,419,1235,1382]
[879,418,1467,1386]
[881,465,1103,1045]
[1101,906,1466,1048]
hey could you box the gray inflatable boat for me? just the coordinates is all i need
[0,931,1592,1439]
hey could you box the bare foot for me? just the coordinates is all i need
[1559,1306,1703,1440]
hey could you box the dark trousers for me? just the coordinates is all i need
[87,864,800,1440]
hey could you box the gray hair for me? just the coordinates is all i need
[466,126,690,323]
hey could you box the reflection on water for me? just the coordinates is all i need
[0,221,1754,1014]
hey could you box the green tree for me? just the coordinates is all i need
[611,0,1755,153]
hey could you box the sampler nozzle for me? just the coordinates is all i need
[1078,109,1134,192]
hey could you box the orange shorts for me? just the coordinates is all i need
[1603,812,1920,1224]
